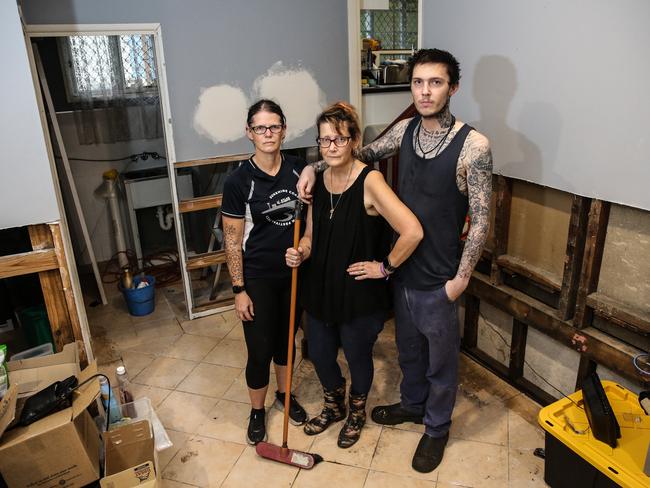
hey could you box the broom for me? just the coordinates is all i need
[255,201,323,469]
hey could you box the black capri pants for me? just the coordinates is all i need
[242,277,298,390]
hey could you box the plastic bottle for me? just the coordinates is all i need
[99,376,122,425]
[116,365,135,418]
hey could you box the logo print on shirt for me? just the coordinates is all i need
[262,189,298,226]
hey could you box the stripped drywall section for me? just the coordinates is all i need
[193,85,248,144]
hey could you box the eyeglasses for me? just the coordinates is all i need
[249,124,284,135]
[316,136,351,148]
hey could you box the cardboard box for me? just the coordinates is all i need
[0,343,101,488]
[0,383,17,439]
[101,420,158,488]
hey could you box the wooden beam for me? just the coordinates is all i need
[179,194,223,214]
[462,294,480,349]
[586,292,650,336]
[49,223,84,356]
[509,319,528,379]
[0,249,58,279]
[496,254,561,293]
[467,272,640,381]
[28,224,74,353]
[490,176,512,285]
[174,153,250,169]
[574,200,610,328]
[186,250,227,270]
[558,195,591,320]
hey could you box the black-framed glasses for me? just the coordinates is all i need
[249,124,284,135]
[316,136,351,148]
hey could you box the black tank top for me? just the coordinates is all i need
[396,117,472,289]
[301,166,391,323]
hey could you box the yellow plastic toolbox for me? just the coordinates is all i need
[538,381,650,488]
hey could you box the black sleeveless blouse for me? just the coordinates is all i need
[301,166,391,323]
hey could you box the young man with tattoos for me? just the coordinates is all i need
[297,49,493,472]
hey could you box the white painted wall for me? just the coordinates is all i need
[0,1,59,229]
[421,0,650,211]
[56,111,166,264]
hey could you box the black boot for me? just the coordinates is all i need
[412,432,449,473]
[337,392,367,448]
[304,383,346,435]
[371,402,423,425]
[274,391,308,425]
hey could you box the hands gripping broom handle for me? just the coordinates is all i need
[282,201,303,448]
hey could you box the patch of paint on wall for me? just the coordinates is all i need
[193,63,325,145]
[193,85,248,144]
[252,62,325,141]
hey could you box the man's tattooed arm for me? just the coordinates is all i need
[222,216,245,286]
[309,118,411,172]
[456,131,493,279]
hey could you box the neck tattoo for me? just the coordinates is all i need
[416,115,456,158]
[329,162,355,219]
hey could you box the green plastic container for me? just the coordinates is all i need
[17,304,54,349]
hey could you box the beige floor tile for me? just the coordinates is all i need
[130,296,175,325]
[508,409,545,451]
[450,390,508,446]
[265,406,315,453]
[364,470,435,488]
[221,445,298,488]
[203,338,248,368]
[164,333,219,362]
[157,391,218,434]
[505,393,544,427]
[370,427,437,481]
[133,356,198,389]
[129,383,173,408]
[293,461,368,488]
[309,422,381,469]
[126,334,183,357]
[435,483,473,488]
[120,350,156,377]
[291,374,325,417]
[224,322,245,341]
[436,438,508,488]
[158,429,192,471]
[458,354,520,403]
[508,448,547,487]
[158,479,198,488]
[176,362,241,398]
[133,317,184,343]
[163,435,245,488]
[222,369,278,407]
[199,399,251,444]
[180,314,236,339]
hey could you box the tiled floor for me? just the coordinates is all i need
[88,283,548,488]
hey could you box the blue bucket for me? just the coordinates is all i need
[121,275,156,316]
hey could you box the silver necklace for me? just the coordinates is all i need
[329,162,355,220]
[416,116,456,158]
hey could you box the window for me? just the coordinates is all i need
[60,34,157,101]
[361,0,418,50]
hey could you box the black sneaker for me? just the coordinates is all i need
[246,408,267,445]
[275,391,308,425]
[371,402,424,425]
[412,433,449,473]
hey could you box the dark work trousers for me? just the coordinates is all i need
[393,282,460,438]
[307,311,385,396]
[242,277,297,390]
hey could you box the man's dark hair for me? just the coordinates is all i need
[408,49,461,86]
[247,99,286,127]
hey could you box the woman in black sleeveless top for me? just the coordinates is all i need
[286,102,422,448]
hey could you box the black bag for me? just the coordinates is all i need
[19,375,78,426]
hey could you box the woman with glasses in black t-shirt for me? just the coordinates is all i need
[285,102,423,448]
[222,99,307,445]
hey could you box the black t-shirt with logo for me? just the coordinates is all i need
[222,154,306,280]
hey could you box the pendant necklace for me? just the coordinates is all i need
[416,115,456,157]
[329,162,355,219]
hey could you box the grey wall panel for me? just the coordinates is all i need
[1,1,60,229]
[22,0,350,162]
[421,0,650,211]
